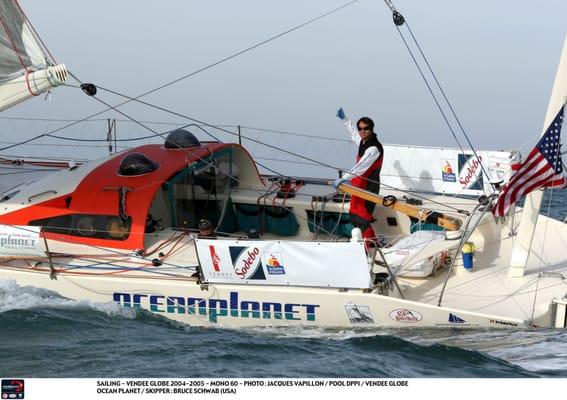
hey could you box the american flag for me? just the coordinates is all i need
[493,105,565,217]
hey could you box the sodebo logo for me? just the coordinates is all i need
[458,154,483,190]
[233,247,260,279]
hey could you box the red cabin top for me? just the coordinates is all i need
[0,142,262,250]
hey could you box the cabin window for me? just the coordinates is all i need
[152,149,237,233]
[117,153,159,176]
[29,214,132,241]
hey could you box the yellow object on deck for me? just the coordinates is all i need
[337,182,462,231]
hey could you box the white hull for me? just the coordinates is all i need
[2,205,566,330]
[0,266,527,329]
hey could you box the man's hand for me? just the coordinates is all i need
[332,178,346,189]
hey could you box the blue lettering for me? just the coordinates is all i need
[132,294,147,308]
[113,293,131,307]
[149,295,165,313]
[240,301,260,318]
[112,292,319,322]
[303,304,320,322]
[167,296,186,313]
[188,297,207,315]
[230,291,239,317]
[208,299,228,323]
[262,302,283,319]
[284,303,301,320]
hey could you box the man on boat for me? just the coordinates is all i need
[334,108,383,243]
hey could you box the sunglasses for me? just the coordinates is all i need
[358,126,371,131]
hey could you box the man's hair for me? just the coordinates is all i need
[357,117,374,131]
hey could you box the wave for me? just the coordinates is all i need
[1,279,564,377]
[234,325,562,376]
[0,278,136,319]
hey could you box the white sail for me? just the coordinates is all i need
[508,34,567,277]
[0,0,67,111]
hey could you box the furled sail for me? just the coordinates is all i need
[0,0,67,111]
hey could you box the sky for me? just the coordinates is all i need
[1,0,566,176]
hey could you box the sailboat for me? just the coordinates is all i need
[0,0,566,329]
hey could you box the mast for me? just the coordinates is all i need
[508,34,567,278]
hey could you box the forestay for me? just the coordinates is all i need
[196,238,371,289]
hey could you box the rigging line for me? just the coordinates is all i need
[179,123,222,143]
[93,84,354,171]
[0,0,360,152]
[3,115,349,146]
[44,122,352,144]
[90,83,310,174]
[14,0,57,64]
[239,125,351,143]
[394,25,465,153]
[382,1,473,160]
[60,247,192,270]
[0,141,125,149]
[67,77,206,146]
[255,160,285,177]
[70,77,287,182]
[0,153,87,162]
[403,21,493,184]
[68,88,281,191]
[384,0,494,186]
[382,0,396,12]
[44,128,167,143]
[92,0,361,110]
[78,106,454,215]
[0,164,59,171]
[0,114,348,145]
[61,86,279,183]
[0,115,226,127]
[0,170,57,176]
[65,79,224,144]
[0,94,110,152]
[33,72,462,214]
[255,156,324,168]
[92,84,466,213]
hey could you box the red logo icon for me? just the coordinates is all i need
[209,245,220,272]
